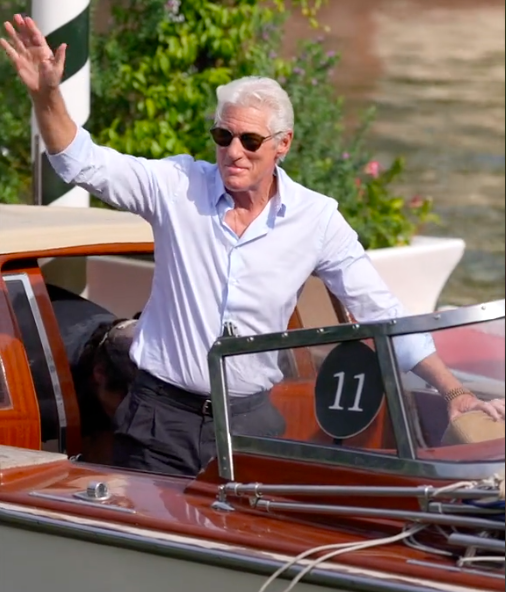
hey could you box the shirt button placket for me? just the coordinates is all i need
[223,246,242,332]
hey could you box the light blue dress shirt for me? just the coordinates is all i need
[48,127,435,396]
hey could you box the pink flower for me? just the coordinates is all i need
[409,195,425,209]
[365,160,381,178]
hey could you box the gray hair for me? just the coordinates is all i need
[215,76,294,135]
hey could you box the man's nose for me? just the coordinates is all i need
[226,136,244,159]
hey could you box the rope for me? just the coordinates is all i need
[481,469,505,501]
[257,525,425,592]
[432,481,479,497]
[432,469,505,502]
[257,470,505,592]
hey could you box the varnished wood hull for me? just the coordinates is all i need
[0,501,487,592]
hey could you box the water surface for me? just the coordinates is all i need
[287,0,505,306]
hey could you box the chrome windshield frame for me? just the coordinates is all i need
[208,300,505,481]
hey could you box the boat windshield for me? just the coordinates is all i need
[218,313,504,466]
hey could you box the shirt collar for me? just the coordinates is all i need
[212,165,293,216]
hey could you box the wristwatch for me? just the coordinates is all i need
[443,386,473,403]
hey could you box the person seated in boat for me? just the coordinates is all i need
[48,285,139,463]
[2,15,504,477]
[71,319,139,464]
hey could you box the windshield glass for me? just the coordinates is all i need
[401,317,504,461]
[226,337,398,454]
[223,317,504,464]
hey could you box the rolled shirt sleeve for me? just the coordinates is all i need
[315,205,436,373]
[46,126,186,223]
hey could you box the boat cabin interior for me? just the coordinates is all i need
[0,205,504,482]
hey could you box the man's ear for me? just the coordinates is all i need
[276,131,293,161]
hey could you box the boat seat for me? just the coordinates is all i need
[270,380,332,444]
[442,410,505,446]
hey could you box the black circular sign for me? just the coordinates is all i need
[314,341,385,440]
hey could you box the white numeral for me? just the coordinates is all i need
[329,372,365,412]
[349,373,365,412]
[328,372,346,410]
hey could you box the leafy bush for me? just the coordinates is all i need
[0,0,32,204]
[0,0,437,248]
[277,40,438,249]
[89,0,279,159]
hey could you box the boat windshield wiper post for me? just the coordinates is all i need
[374,331,417,460]
[207,336,235,481]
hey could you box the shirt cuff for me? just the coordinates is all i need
[46,126,91,184]
[393,332,437,373]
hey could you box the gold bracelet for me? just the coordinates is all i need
[443,386,473,403]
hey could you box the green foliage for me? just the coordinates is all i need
[0,0,32,204]
[89,0,281,160]
[275,40,438,249]
[349,159,439,250]
[0,0,438,248]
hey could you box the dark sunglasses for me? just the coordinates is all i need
[210,127,280,152]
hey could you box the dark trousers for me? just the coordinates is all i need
[112,370,286,476]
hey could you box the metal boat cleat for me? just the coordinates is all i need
[74,481,112,503]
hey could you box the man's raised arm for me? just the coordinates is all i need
[1,15,76,154]
[1,14,181,221]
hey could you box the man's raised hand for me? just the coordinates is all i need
[0,14,66,95]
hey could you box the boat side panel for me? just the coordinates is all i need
[0,277,40,451]
[0,500,496,592]
[0,521,345,592]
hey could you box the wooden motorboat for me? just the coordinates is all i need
[0,204,504,592]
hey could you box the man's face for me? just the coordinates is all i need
[215,105,292,194]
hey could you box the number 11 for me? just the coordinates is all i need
[329,372,365,412]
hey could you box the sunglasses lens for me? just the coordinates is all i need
[211,128,233,147]
[211,128,266,152]
[240,134,264,152]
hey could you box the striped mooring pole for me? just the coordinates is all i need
[31,0,90,207]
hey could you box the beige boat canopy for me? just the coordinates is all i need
[0,204,153,256]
